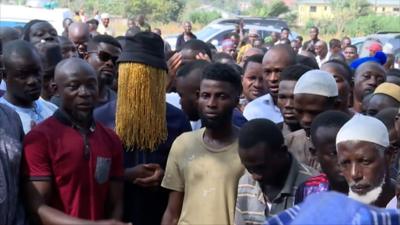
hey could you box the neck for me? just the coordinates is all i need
[4,93,34,108]
[352,97,362,113]
[204,120,237,146]
[63,108,93,130]
[287,122,302,132]
[98,83,108,101]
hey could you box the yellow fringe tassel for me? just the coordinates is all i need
[116,63,167,151]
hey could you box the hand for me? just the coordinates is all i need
[124,164,155,182]
[134,164,164,188]
[195,52,211,62]
[166,52,182,91]
[92,219,132,225]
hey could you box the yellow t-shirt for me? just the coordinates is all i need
[162,128,244,225]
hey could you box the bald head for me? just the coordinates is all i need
[68,23,90,58]
[263,44,296,66]
[355,61,386,78]
[315,40,328,58]
[242,47,264,63]
[55,58,96,84]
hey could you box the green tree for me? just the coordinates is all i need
[329,0,371,35]
[246,0,289,18]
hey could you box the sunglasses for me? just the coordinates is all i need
[88,51,118,64]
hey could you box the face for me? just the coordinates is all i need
[291,41,300,53]
[176,73,200,121]
[230,35,240,48]
[86,42,121,87]
[342,38,351,49]
[102,18,110,27]
[4,51,43,106]
[263,50,293,99]
[248,34,259,45]
[239,142,285,184]
[313,126,347,184]
[294,94,334,136]
[68,28,90,59]
[321,63,351,110]
[198,79,239,129]
[57,65,98,122]
[29,22,59,52]
[41,68,56,100]
[128,19,135,29]
[354,64,386,102]
[223,46,237,59]
[366,94,399,116]
[242,62,266,101]
[184,23,192,33]
[314,42,327,57]
[277,80,297,125]
[281,30,289,39]
[309,28,318,40]
[344,47,358,61]
[337,141,387,196]
[60,39,78,59]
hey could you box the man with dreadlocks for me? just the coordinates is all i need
[93,32,191,225]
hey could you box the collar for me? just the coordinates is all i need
[53,109,96,133]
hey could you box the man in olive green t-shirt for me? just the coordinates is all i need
[161,63,244,225]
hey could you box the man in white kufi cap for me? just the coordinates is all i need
[286,69,338,170]
[336,114,396,207]
[98,13,115,36]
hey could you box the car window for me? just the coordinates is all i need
[196,26,221,41]
[207,29,234,45]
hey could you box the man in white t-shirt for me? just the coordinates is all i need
[1,40,57,133]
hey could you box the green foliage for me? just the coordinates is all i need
[59,0,184,23]
[245,0,289,17]
[188,11,221,25]
[329,0,371,34]
[345,15,400,36]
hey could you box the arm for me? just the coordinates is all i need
[107,181,124,220]
[161,191,184,225]
[24,181,129,225]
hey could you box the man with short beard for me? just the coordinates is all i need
[336,114,396,207]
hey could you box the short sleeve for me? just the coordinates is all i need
[22,130,52,180]
[161,134,185,192]
[108,131,124,180]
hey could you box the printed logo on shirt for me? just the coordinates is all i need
[95,157,111,184]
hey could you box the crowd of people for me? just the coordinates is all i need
[0,11,400,225]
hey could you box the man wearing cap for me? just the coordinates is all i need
[367,41,383,57]
[352,61,386,113]
[93,32,191,225]
[237,29,259,64]
[336,114,396,207]
[366,83,400,116]
[286,70,339,170]
[98,13,115,36]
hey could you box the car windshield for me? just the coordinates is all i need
[196,26,221,41]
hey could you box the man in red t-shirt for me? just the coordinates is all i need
[22,58,129,225]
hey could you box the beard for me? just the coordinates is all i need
[200,112,232,129]
[348,181,384,205]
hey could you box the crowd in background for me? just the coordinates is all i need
[1,9,400,225]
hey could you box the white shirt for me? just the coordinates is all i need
[0,80,6,91]
[386,196,397,209]
[243,94,283,123]
[190,119,202,130]
[0,97,57,134]
[97,24,115,36]
[166,92,181,110]
[316,52,330,68]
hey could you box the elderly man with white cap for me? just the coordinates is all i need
[336,114,396,207]
[286,70,339,170]
[97,13,115,36]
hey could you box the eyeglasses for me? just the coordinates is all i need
[88,50,118,64]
